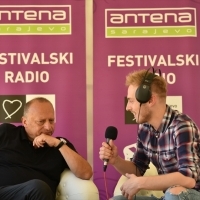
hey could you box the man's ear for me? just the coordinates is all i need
[148,94,156,105]
[21,116,27,127]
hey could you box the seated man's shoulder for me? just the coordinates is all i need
[0,123,17,129]
[0,123,19,138]
[0,123,17,131]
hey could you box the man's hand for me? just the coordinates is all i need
[99,140,118,165]
[33,134,60,148]
[120,173,140,200]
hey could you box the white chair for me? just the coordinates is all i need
[113,143,164,198]
[56,169,100,200]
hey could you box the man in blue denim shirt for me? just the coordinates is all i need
[99,69,200,200]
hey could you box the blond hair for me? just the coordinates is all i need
[125,69,167,99]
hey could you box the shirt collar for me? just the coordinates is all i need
[146,105,175,134]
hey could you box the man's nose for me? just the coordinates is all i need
[126,102,130,111]
[43,121,51,130]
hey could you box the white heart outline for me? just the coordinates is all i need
[3,99,22,119]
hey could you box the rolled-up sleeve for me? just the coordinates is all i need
[176,121,200,181]
[132,140,150,176]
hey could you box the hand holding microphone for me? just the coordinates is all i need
[103,126,118,172]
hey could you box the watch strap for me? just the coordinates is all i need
[55,141,64,150]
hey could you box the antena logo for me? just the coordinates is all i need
[0,5,71,35]
[105,8,196,38]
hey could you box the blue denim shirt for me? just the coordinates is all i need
[132,105,200,191]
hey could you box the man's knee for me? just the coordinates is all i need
[26,179,54,200]
[29,179,50,190]
[166,185,187,195]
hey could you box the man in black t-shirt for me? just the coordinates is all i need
[0,97,92,200]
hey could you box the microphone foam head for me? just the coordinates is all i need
[105,126,118,140]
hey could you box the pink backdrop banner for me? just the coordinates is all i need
[93,0,200,199]
[0,0,87,158]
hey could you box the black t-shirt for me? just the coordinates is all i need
[0,123,77,194]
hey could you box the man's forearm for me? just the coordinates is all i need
[113,156,141,176]
[137,172,195,191]
[59,145,93,179]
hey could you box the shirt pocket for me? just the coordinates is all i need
[159,150,178,173]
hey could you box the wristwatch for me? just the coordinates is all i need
[55,141,65,150]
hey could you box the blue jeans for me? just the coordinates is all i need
[112,188,200,200]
